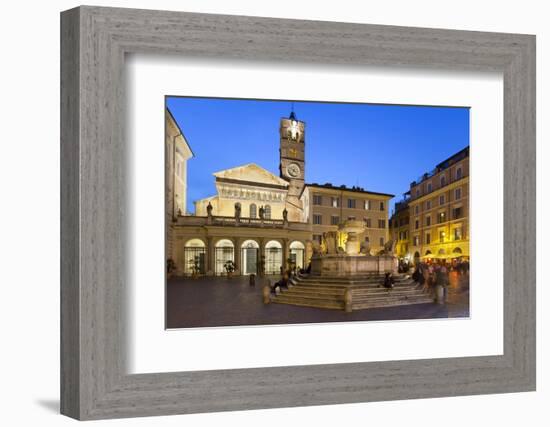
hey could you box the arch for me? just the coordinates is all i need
[215,239,234,248]
[290,241,305,250]
[241,239,259,275]
[452,247,462,254]
[264,204,271,219]
[241,239,259,249]
[183,238,206,275]
[215,239,234,275]
[425,250,432,256]
[265,240,282,249]
[289,241,306,270]
[184,238,205,248]
[265,240,283,274]
[249,203,257,218]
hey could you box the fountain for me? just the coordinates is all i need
[310,219,397,277]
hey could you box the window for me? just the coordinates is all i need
[364,236,370,243]
[427,182,432,192]
[426,233,431,244]
[331,215,340,225]
[364,200,370,210]
[347,198,356,209]
[426,200,431,210]
[413,236,419,246]
[439,194,445,205]
[331,197,340,208]
[380,237,384,246]
[348,216,356,221]
[416,189,420,197]
[415,205,419,214]
[379,201,385,211]
[264,204,271,219]
[438,211,446,223]
[440,175,446,187]
[452,207,463,219]
[456,167,463,180]
[439,231,445,243]
[250,203,257,218]
[455,188,462,200]
[454,227,462,241]
[378,219,386,229]
[313,195,322,205]
[426,215,431,226]
[313,214,322,225]
[364,218,372,228]
[415,219,419,230]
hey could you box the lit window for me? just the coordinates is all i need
[454,227,462,240]
[364,200,370,210]
[331,197,339,207]
[439,231,445,243]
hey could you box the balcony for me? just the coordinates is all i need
[174,214,312,232]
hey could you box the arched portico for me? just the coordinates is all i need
[264,240,283,275]
[183,238,206,275]
[241,239,260,275]
[289,240,306,270]
[215,239,235,275]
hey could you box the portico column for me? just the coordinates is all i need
[233,237,242,275]
[282,238,290,272]
[259,237,266,276]
[206,236,214,276]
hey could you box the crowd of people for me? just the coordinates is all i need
[411,259,469,301]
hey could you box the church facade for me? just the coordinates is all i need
[167,108,393,277]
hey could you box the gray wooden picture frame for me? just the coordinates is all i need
[60,5,536,420]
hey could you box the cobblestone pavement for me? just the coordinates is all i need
[166,272,470,329]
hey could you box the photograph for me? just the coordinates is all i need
[165,97,470,329]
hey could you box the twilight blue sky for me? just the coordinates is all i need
[166,97,469,213]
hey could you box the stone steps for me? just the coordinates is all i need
[271,274,433,311]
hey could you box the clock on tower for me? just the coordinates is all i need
[279,110,305,220]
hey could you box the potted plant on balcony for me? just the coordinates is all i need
[224,260,236,278]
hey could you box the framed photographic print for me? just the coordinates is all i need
[61,6,536,420]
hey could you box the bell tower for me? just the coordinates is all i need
[279,109,305,221]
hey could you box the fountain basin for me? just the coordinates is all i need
[310,254,397,277]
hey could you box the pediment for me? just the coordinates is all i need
[213,163,288,187]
